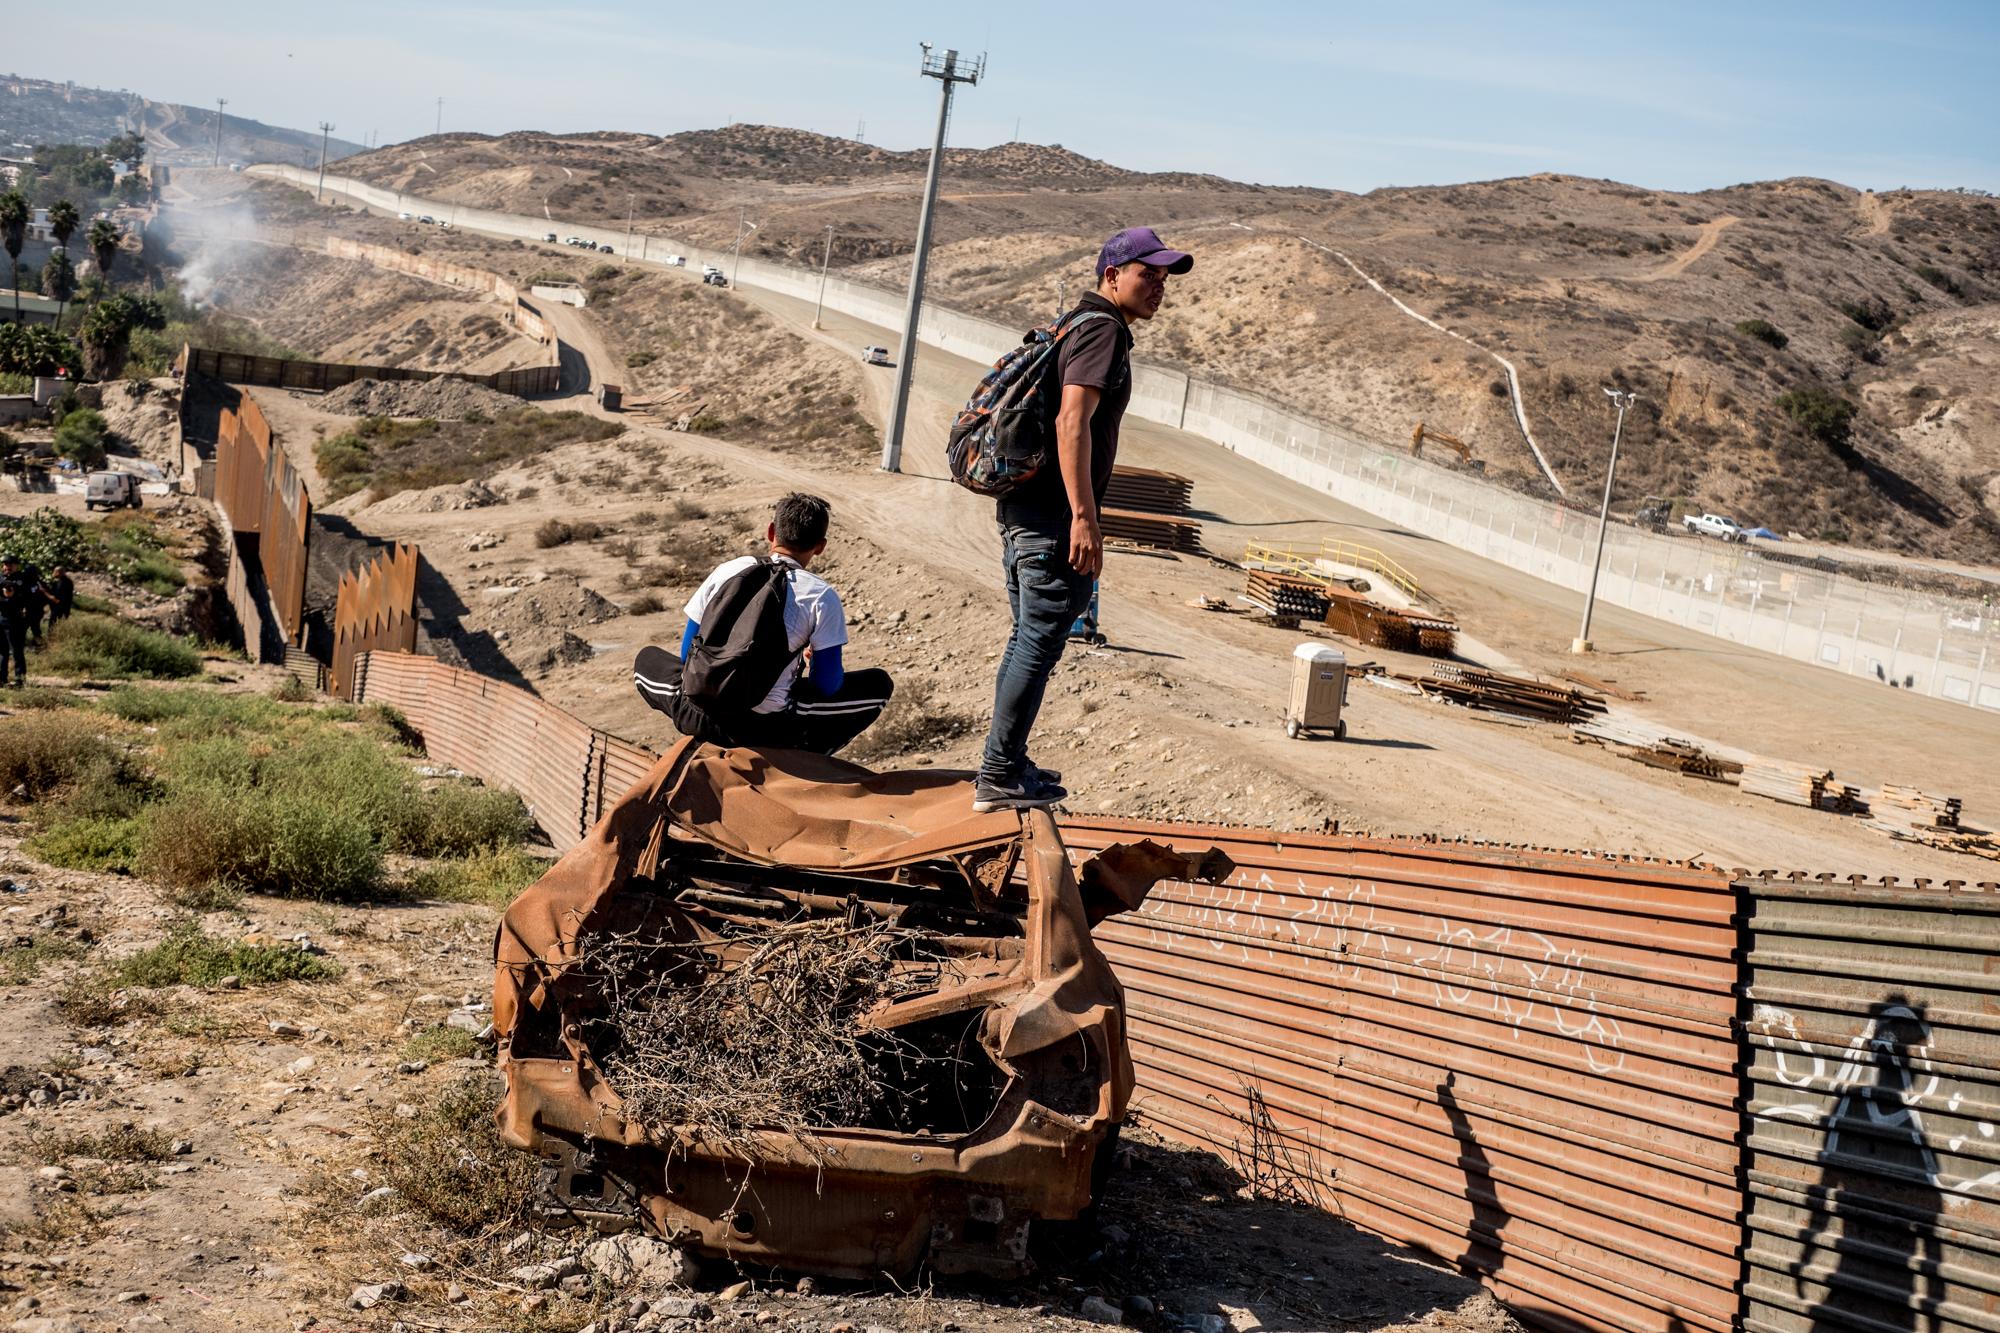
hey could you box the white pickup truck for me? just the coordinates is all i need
[1683,512,1742,541]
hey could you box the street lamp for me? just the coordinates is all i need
[729,209,758,288]
[623,193,635,265]
[813,225,835,329]
[1573,387,1639,654]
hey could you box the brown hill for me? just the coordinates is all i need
[336,126,2000,562]
[0,73,365,166]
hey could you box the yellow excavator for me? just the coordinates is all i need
[1410,422,1473,465]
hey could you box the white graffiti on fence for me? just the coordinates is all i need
[1116,871,1625,1073]
[1750,1003,1999,1201]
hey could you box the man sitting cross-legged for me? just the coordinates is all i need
[634,492,893,756]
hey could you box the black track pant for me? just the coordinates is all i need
[0,621,26,684]
[633,645,894,757]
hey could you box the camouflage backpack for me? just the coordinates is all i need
[945,308,1115,497]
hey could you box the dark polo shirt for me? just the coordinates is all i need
[997,291,1133,533]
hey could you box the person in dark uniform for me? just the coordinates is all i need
[0,577,31,686]
[42,565,74,628]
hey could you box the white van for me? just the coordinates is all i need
[663,255,686,267]
[85,471,142,511]
[701,264,723,278]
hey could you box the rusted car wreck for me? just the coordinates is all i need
[493,741,1229,1279]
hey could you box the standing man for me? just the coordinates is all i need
[0,574,29,687]
[42,565,74,628]
[973,227,1192,812]
[633,493,895,756]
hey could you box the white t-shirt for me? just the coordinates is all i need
[684,555,847,713]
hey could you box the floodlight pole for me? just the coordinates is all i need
[624,193,635,264]
[813,225,835,329]
[315,122,335,201]
[214,98,228,165]
[881,44,983,473]
[1574,388,1638,654]
[729,209,757,288]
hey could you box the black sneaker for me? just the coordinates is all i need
[972,774,1068,813]
[1029,763,1063,785]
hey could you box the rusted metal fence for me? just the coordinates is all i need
[183,344,559,399]
[213,390,310,646]
[330,543,422,699]
[346,647,2000,1333]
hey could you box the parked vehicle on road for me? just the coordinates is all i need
[562,236,584,247]
[1683,512,1743,541]
[543,231,558,243]
[701,264,723,278]
[599,245,614,255]
[418,214,435,225]
[861,345,891,366]
[398,211,413,221]
[85,471,142,511]
[663,255,686,267]
[703,271,728,287]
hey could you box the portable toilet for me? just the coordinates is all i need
[1285,642,1347,740]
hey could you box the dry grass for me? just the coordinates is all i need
[591,918,949,1152]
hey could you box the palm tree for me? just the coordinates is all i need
[42,251,76,331]
[48,200,79,254]
[0,192,28,324]
[87,219,120,288]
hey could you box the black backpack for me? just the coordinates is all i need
[679,559,803,711]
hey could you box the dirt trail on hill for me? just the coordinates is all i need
[1637,214,1739,280]
[1857,190,1895,236]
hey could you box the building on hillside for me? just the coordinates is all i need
[0,292,64,327]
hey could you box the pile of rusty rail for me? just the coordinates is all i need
[1401,664,1607,724]
[1101,466,1201,552]
[1626,738,1744,784]
[1245,569,1331,621]
[1322,588,1458,656]
[1104,465,1194,514]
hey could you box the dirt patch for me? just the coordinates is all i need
[320,376,527,421]
[84,379,183,467]
[359,479,503,515]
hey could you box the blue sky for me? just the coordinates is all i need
[36,0,2000,192]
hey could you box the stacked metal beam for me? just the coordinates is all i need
[1739,760,1831,808]
[1872,783,1961,828]
[1101,508,1204,552]
[1244,570,1332,621]
[1405,664,1609,725]
[1104,466,1194,514]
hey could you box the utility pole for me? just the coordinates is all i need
[213,98,228,165]
[813,225,835,329]
[882,44,984,474]
[729,208,757,288]
[623,193,635,264]
[315,122,335,201]
[435,97,444,137]
[1573,388,1639,654]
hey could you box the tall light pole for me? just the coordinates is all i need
[623,193,635,265]
[213,98,228,165]
[881,44,984,474]
[1573,387,1639,654]
[435,97,444,137]
[315,122,335,201]
[729,209,757,288]
[813,224,835,329]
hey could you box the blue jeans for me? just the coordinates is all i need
[979,521,1094,783]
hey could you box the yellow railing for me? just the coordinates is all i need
[1242,540,1426,604]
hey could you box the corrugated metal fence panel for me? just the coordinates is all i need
[1740,876,2000,1333]
[332,545,422,699]
[1061,819,1743,1333]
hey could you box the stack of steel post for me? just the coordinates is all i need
[1739,760,1831,808]
[1245,570,1332,621]
[1102,466,1202,552]
[1403,664,1609,724]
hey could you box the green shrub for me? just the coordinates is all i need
[98,520,186,596]
[108,918,339,988]
[101,684,279,731]
[52,409,110,469]
[362,703,422,752]
[1778,386,1859,448]
[26,816,141,873]
[1914,264,1961,296]
[0,508,90,571]
[400,1025,483,1063]
[1735,319,1788,350]
[1837,297,1892,331]
[269,674,312,703]
[6,686,73,711]
[41,615,202,680]
[0,712,123,798]
[394,782,533,858]
[409,847,546,906]
[624,350,655,368]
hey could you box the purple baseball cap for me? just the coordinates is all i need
[1096,226,1194,278]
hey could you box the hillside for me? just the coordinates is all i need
[336,126,2000,562]
[0,73,365,166]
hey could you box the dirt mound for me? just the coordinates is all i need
[320,377,524,420]
[88,379,183,465]
[360,479,503,515]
